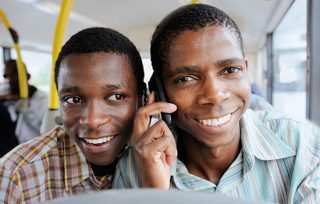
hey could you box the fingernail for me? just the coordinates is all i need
[168,103,177,108]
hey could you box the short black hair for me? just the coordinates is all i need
[55,27,145,95]
[151,3,244,72]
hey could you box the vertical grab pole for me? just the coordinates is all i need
[41,0,74,133]
[49,0,74,110]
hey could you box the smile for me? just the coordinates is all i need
[82,136,114,145]
[198,113,232,127]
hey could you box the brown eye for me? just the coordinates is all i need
[222,67,242,74]
[174,76,197,83]
[108,94,126,101]
[64,96,84,104]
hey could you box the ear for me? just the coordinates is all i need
[27,73,31,80]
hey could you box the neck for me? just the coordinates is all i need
[90,159,117,177]
[177,128,241,184]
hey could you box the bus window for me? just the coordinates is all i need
[11,49,51,94]
[272,0,306,119]
[142,58,153,84]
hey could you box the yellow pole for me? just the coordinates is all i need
[191,0,199,4]
[49,0,74,109]
[0,9,28,99]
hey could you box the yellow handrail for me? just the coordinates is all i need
[49,0,74,109]
[0,9,28,99]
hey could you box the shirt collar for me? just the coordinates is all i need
[87,164,113,190]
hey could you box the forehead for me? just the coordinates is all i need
[170,26,240,54]
[165,26,243,67]
[57,52,136,90]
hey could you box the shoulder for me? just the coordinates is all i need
[0,126,65,173]
[247,109,320,152]
[251,109,319,135]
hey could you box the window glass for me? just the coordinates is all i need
[272,0,306,119]
[142,58,153,85]
[11,49,51,94]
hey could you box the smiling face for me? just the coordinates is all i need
[57,52,138,166]
[162,26,250,150]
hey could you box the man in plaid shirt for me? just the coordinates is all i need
[0,27,145,203]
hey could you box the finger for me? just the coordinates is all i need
[132,102,177,139]
[134,132,174,158]
[155,123,176,166]
[134,120,174,145]
[164,139,177,166]
[140,134,176,166]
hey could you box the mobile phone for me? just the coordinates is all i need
[148,72,177,137]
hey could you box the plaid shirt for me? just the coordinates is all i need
[0,126,113,203]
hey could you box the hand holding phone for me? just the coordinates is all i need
[129,91,177,189]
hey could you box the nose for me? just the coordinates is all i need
[79,100,111,129]
[197,76,230,106]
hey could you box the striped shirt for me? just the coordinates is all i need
[0,126,113,203]
[114,109,320,203]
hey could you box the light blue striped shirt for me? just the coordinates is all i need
[113,109,320,203]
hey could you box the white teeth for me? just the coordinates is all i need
[199,114,231,127]
[84,136,113,145]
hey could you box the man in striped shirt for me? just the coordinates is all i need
[0,27,146,203]
[113,4,320,203]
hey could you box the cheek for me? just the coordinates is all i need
[59,108,80,129]
[233,78,251,101]
[167,90,195,121]
[115,104,137,129]
[167,86,196,107]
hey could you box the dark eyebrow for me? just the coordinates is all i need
[105,84,121,89]
[60,84,122,94]
[215,58,245,67]
[59,87,80,95]
[165,66,198,78]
